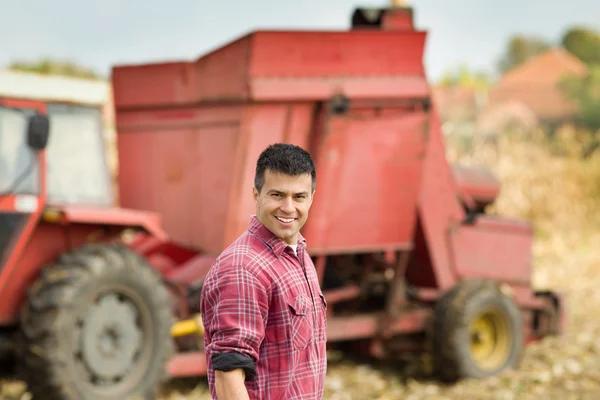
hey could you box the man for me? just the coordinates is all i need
[200,143,328,400]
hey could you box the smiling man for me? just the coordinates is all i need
[200,143,327,400]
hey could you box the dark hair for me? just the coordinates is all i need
[254,143,316,193]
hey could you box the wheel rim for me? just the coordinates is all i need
[81,293,143,381]
[72,284,155,395]
[468,307,512,371]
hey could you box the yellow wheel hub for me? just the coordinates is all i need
[469,307,511,371]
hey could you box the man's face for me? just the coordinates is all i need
[253,169,314,245]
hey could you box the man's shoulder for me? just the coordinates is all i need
[211,229,274,276]
[218,230,261,258]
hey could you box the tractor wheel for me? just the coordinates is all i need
[16,243,174,400]
[430,279,524,382]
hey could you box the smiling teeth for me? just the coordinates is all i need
[276,217,294,223]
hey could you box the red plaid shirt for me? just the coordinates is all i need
[200,216,328,400]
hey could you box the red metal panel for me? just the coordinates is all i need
[194,35,252,102]
[250,31,427,77]
[112,62,196,108]
[58,206,168,241]
[303,111,428,254]
[119,128,196,245]
[250,76,429,101]
[416,110,464,290]
[282,103,315,149]
[115,105,243,130]
[187,126,238,253]
[449,216,533,285]
[113,36,252,106]
[111,30,428,106]
[224,104,290,244]
[117,106,242,254]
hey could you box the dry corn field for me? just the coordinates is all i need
[2,128,600,399]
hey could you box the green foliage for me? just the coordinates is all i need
[497,35,551,74]
[561,26,600,65]
[8,58,103,80]
[437,64,492,88]
[559,65,600,130]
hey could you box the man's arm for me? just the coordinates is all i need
[215,369,250,400]
[200,264,269,398]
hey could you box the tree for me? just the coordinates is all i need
[497,35,551,74]
[8,58,103,80]
[561,26,600,65]
[559,65,600,131]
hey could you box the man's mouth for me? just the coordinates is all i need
[275,216,296,224]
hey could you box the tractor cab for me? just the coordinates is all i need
[0,103,49,268]
[0,75,114,272]
[0,106,42,197]
[0,70,114,210]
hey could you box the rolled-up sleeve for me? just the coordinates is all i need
[200,264,269,379]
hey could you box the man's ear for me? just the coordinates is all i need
[253,187,259,204]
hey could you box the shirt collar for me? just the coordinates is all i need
[248,215,306,257]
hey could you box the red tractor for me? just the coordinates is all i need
[0,4,565,399]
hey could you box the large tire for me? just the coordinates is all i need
[430,279,524,382]
[16,243,174,400]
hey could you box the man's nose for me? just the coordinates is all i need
[281,197,294,213]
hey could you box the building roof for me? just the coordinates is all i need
[431,85,489,123]
[488,48,588,121]
[0,69,110,106]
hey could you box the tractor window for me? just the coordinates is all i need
[45,104,113,206]
[0,107,38,195]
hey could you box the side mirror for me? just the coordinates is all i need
[27,113,50,150]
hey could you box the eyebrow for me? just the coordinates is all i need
[268,189,309,196]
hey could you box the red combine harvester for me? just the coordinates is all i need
[0,4,565,399]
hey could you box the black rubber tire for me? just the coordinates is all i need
[16,243,174,400]
[430,279,524,382]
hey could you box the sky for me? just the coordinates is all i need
[0,0,599,82]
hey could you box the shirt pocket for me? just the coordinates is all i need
[287,294,314,351]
